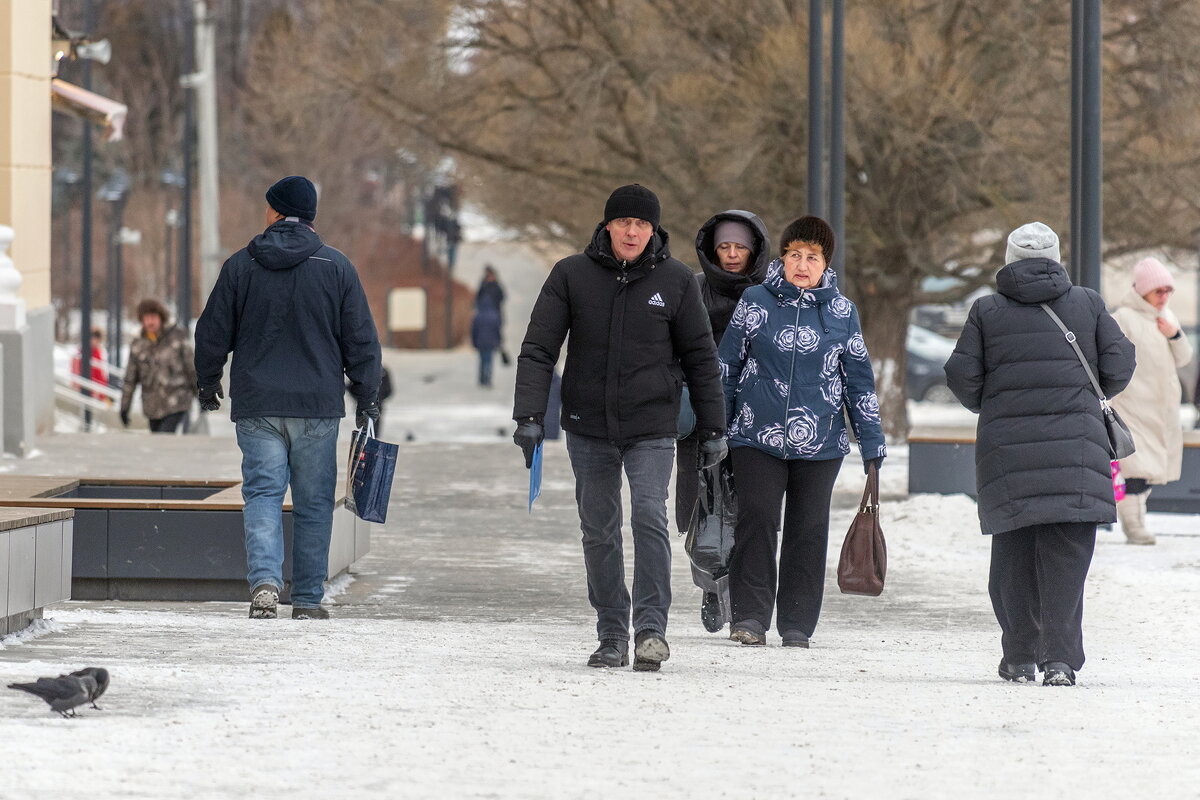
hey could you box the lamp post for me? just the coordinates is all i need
[53,168,81,322]
[807,0,825,219]
[161,168,184,305]
[98,170,130,370]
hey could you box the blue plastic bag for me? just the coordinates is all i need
[528,442,543,512]
[345,421,398,524]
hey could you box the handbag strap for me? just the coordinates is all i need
[1038,303,1111,407]
[859,461,879,514]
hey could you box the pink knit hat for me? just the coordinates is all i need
[1132,257,1175,296]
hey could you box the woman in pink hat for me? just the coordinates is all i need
[1110,257,1194,544]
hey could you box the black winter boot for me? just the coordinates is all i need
[998,660,1036,682]
[632,630,671,672]
[700,593,723,633]
[587,639,629,668]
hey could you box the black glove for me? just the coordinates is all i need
[698,430,728,470]
[513,417,544,468]
[119,409,130,428]
[356,401,380,429]
[198,384,223,412]
[865,457,884,475]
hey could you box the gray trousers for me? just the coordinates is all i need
[565,433,676,641]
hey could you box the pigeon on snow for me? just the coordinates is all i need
[7,667,110,717]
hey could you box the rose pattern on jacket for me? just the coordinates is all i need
[786,406,823,455]
[829,294,853,319]
[738,357,759,386]
[733,402,754,435]
[821,374,844,408]
[822,345,843,377]
[757,423,787,450]
[855,392,881,423]
[795,326,820,354]
[773,326,797,353]
[847,332,868,360]
[773,378,790,398]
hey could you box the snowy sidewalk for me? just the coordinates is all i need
[1,434,1198,799]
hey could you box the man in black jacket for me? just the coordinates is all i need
[512,184,727,671]
[195,175,382,621]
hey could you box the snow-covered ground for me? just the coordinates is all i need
[4,238,1198,798]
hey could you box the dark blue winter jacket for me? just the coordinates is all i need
[718,262,886,464]
[471,307,503,351]
[194,220,381,421]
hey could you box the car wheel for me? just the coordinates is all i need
[921,383,956,404]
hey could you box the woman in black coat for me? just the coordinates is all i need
[945,222,1135,688]
[676,210,771,633]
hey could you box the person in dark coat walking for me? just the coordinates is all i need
[471,305,503,387]
[719,216,886,649]
[512,184,727,672]
[676,210,770,634]
[120,299,196,433]
[195,175,382,621]
[945,222,1135,687]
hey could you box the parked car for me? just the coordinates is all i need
[906,325,958,403]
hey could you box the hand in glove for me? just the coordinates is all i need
[119,409,130,428]
[864,457,884,475]
[198,384,223,412]
[513,418,545,468]
[356,401,380,429]
[698,430,728,470]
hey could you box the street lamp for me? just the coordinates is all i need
[161,168,185,304]
[98,169,130,371]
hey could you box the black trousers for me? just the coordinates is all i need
[149,411,188,434]
[728,446,843,637]
[988,522,1097,671]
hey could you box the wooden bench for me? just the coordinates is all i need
[0,477,368,602]
[909,426,1200,514]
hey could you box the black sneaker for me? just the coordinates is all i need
[587,638,629,668]
[729,620,767,646]
[1042,662,1076,686]
[249,584,279,619]
[633,630,670,672]
[781,631,810,648]
[998,660,1036,682]
[700,592,723,633]
[292,606,330,620]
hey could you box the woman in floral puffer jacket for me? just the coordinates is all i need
[717,216,886,648]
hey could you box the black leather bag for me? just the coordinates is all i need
[1039,303,1137,460]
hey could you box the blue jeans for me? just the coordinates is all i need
[478,348,495,386]
[565,433,676,641]
[236,416,340,608]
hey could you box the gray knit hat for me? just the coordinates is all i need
[714,220,755,250]
[1005,222,1060,265]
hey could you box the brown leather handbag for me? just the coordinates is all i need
[837,461,887,596]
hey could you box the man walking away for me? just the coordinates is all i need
[512,184,727,671]
[195,175,382,620]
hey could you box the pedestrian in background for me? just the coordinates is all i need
[718,215,885,649]
[120,299,195,433]
[512,184,727,672]
[471,303,503,387]
[195,175,382,621]
[945,222,1135,687]
[71,327,109,399]
[676,209,770,634]
[1110,257,1193,544]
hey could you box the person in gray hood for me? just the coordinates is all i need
[676,210,770,634]
[945,222,1135,687]
[195,175,382,620]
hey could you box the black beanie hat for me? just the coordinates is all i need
[603,184,660,228]
[265,175,318,222]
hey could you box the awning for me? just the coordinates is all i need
[50,78,127,143]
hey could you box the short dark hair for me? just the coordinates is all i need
[779,216,835,261]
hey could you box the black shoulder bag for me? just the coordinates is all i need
[1039,303,1136,459]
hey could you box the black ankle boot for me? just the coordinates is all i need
[587,638,629,668]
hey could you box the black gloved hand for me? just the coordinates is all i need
[119,409,130,428]
[513,417,545,468]
[698,430,728,470]
[198,384,223,412]
[356,401,380,429]
[865,457,884,475]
